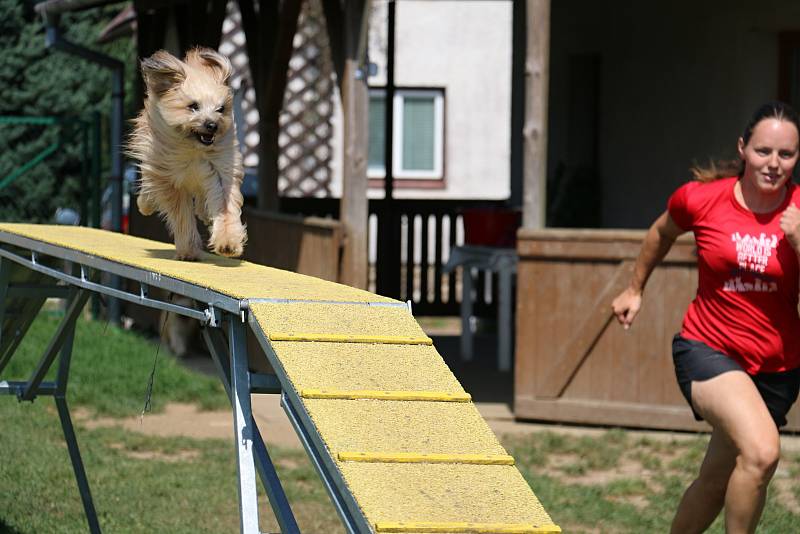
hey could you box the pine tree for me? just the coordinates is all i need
[0,0,136,223]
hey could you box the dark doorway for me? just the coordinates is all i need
[547,53,602,227]
[779,32,800,110]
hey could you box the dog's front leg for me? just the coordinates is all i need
[163,189,204,261]
[205,171,247,258]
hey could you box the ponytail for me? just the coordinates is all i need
[691,101,800,182]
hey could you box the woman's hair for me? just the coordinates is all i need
[691,100,800,182]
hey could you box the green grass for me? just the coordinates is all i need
[0,313,343,533]
[0,400,344,533]
[505,430,800,533]
[4,313,228,416]
[3,314,800,533]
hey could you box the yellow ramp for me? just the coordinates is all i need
[0,224,559,533]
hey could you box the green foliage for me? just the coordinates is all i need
[0,0,137,223]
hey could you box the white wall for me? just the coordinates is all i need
[549,0,800,228]
[331,0,513,200]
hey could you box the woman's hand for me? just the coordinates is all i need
[780,203,800,253]
[611,287,642,330]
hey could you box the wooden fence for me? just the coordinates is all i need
[514,228,800,432]
[241,208,342,282]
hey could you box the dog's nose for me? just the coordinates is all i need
[204,121,218,133]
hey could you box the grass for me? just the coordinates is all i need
[504,430,800,533]
[0,313,344,533]
[3,314,800,532]
[0,401,344,533]
[3,312,228,416]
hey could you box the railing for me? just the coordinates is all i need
[279,198,507,316]
[0,114,102,227]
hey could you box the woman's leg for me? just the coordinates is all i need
[672,370,780,534]
[670,430,737,533]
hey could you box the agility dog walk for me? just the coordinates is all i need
[0,223,559,534]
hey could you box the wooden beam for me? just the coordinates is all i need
[240,0,301,211]
[238,0,262,93]
[339,0,370,289]
[321,0,345,84]
[522,0,550,229]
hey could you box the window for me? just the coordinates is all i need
[368,88,444,180]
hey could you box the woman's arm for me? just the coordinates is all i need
[611,210,686,329]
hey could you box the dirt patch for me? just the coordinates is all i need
[606,494,649,510]
[75,398,301,448]
[108,442,199,463]
[773,477,800,514]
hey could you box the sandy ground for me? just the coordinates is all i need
[81,397,795,452]
[84,319,800,452]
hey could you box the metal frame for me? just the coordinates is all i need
[0,258,101,533]
[0,233,375,533]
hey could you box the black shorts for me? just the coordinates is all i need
[672,334,800,428]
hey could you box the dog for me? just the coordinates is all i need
[128,47,247,260]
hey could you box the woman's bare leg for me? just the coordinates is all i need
[671,371,780,534]
[671,430,737,533]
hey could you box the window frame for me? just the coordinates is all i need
[367,87,445,181]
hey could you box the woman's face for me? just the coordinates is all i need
[738,117,800,195]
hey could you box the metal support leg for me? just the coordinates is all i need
[0,297,47,373]
[22,289,90,401]
[0,258,11,343]
[202,327,300,533]
[460,267,474,362]
[227,318,261,534]
[55,397,101,534]
[498,263,513,372]
[54,298,101,533]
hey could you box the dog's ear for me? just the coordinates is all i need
[185,47,233,85]
[141,50,186,96]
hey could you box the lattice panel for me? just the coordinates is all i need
[219,0,336,197]
[278,0,336,198]
[219,1,260,170]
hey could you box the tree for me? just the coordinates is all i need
[0,0,136,223]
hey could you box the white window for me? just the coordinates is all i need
[368,88,444,180]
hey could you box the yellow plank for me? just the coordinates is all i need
[337,452,514,465]
[375,522,562,533]
[250,302,428,341]
[300,389,471,402]
[0,224,395,303]
[339,464,556,528]
[269,333,432,345]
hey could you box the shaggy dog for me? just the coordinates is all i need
[128,47,247,260]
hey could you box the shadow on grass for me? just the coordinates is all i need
[0,519,23,534]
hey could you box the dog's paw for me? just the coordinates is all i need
[137,194,157,216]
[213,240,243,258]
[209,222,246,258]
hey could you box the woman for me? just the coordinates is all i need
[612,101,800,534]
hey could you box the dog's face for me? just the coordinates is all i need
[141,48,234,147]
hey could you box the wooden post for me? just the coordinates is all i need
[239,0,301,212]
[339,0,371,289]
[522,0,550,229]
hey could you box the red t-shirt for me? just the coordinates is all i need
[667,176,800,374]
